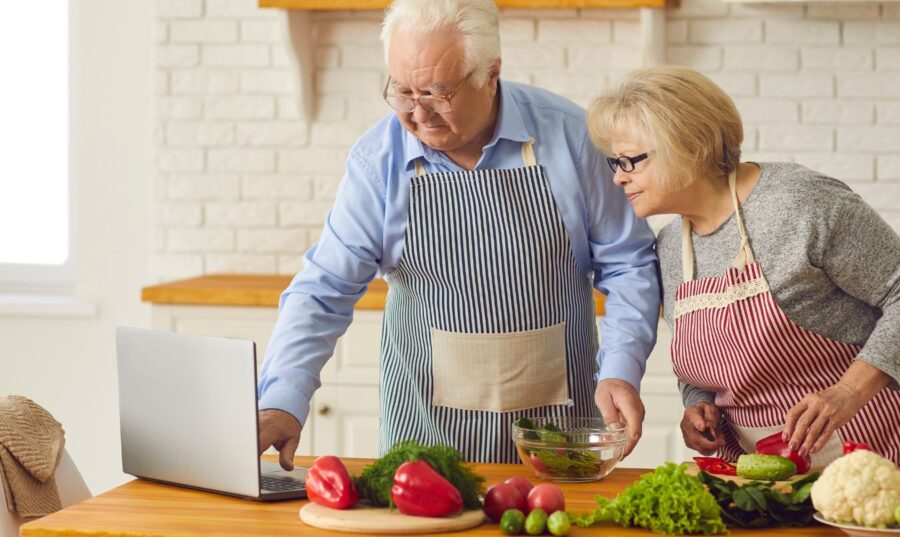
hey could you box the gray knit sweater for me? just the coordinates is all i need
[657,162,900,408]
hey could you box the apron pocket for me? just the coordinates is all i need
[431,322,571,413]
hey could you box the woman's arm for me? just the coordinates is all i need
[783,192,900,456]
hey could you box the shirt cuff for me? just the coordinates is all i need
[258,384,312,429]
[595,352,644,392]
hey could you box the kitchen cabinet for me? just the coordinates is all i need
[143,275,693,466]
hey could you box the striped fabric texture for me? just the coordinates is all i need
[379,160,600,463]
[672,259,900,465]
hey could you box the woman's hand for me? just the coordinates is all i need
[783,383,861,457]
[783,361,891,457]
[681,401,723,455]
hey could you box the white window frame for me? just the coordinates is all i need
[0,1,75,298]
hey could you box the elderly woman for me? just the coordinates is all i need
[587,65,900,468]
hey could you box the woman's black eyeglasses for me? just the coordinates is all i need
[607,153,650,173]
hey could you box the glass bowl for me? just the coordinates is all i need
[511,416,627,482]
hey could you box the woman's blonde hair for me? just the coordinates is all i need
[587,66,743,193]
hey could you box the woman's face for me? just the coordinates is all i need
[609,140,667,218]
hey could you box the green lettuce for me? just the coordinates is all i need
[568,462,728,535]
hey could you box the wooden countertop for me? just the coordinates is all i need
[21,457,838,537]
[142,274,607,316]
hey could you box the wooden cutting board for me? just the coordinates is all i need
[683,462,808,487]
[299,503,486,534]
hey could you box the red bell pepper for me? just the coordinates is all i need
[305,455,359,510]
[842,440,871,455]
[391,460,463,517]
[693,456,737,476]
[755,432,811,474]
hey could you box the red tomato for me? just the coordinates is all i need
[483,483,527,523]
[529,454,548,474]
[503,477,534,500]
[527,483,565,515]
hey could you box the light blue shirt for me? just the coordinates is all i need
[258,80,660,426]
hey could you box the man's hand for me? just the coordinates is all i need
[594,379,644,458]
[680,401,723,455]
[258,409,302,471]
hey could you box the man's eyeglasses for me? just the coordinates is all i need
[383,71,473,114]
[606,152,650,173]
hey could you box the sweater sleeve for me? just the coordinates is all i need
[819,194,900,390]
[679,380,716,409]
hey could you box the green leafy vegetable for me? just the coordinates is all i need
[697,471,820,528]
[568,463,727,535]
[516,417,601,479]
[534,449,601,478]
[353,441,484,509]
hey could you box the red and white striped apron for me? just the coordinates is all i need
[671,171,900,468]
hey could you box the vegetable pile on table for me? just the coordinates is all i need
[485,476,572,535]
[304,440,484,518]
[354,441,484,512]
[693,431,811,480]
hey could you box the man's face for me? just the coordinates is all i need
[387,27,499,157]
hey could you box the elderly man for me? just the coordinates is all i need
[257,0,660,467]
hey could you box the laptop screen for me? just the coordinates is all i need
[116,327,262,498]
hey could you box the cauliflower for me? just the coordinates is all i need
[811,450,900,528]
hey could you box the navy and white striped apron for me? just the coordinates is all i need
[378,140,601,463]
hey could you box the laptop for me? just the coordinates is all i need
[115,326,307,501]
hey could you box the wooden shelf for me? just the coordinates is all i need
[260,0,670,9]
[142,274,607,315]
[265,1,668,118]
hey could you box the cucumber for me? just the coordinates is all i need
[736,454,797,480]
[525,509,548,536]
[547,511,571,536]
[500,509,525,535]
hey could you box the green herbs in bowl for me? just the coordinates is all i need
[512,417,627,482]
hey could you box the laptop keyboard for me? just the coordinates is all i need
[261,475,305,492]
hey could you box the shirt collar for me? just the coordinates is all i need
[402,79,533,170]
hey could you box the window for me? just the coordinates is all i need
[0,2,73,295]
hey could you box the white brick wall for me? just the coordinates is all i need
[154,0,900,280]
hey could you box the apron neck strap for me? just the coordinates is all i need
[521,138,537,167]
[413,138,538,177]
[681,169,755,282]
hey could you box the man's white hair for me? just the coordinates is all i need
[381,0,501,88]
